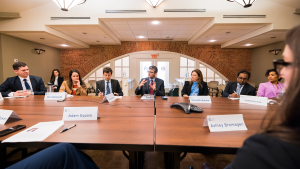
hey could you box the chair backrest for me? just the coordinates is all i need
[218,84,226,92]
[88,80,97,89]
[207,81,218,89]
[248,82,255,88]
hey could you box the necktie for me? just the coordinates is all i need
[23,79,31,90]
[106,81,111,95]
[150,80,153,95]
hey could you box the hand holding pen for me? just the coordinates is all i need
[97,89,103,97]
[229,90,238,98]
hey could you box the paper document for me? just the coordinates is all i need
[141,94,154,100]
[2,121,64,143]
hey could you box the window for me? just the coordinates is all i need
[180,57,195,78]
[199,64,226,85]
[115,56,130,82]
[84,63,110,84]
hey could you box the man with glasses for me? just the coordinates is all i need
[135,65,165,96]
[222,70,256,98]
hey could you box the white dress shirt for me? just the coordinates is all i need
[54,76,58,86]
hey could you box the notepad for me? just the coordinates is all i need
[2,121,64,143]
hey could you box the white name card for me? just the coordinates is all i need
[0,93,3,101]
[0,109,22,124]
[44,92,66,101]
[102,93,116,103]
[240,95,268,106]
[203,114,247,132]
[63,107,99,121]
[190,96,212,103]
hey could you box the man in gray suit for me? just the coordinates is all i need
[135,66,165,96]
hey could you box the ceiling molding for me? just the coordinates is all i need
[188,19,215,44]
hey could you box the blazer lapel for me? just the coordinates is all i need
[240,84,248,95]
[268,81,277,96]
[101,80,106,93]
[145,78,150,94]
[111,80,116,93]
[232,82,237,94]
[14,76,23,91]
[30,76,37,90]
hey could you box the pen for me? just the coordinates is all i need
[60,124,76,133]
[233,90,236,94]
[62,87,66,92]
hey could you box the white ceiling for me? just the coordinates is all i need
[3,32,84,48]
[50,25,117,45]
[191,24,268,45]
[228,30,287,48]
[266,0,300,8]
[102,18,211,41]
[0,0,52,12]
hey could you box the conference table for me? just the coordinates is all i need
[0,95,277,169]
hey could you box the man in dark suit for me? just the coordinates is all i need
[135,66,165,96]
[222,70,256,98]
[95,67,123,96]
[0,62,47,97]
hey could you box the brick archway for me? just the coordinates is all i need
[60,41,252,81]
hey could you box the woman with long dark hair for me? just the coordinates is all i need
[50,69,64,92]
[181,69,208,97]
[59,69,87,96]
[223,25,300,169]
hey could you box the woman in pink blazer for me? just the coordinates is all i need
[257,69,284,98]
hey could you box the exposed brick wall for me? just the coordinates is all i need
[60,41,252,81]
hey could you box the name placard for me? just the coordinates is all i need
[203,114,247,132]
[44,92,66,101]
[0,109,22,124]
[240,95,268,106]
[102,93,116,103]
[190,96,212,103]
[63,107,99,121]
[0,93,3,101]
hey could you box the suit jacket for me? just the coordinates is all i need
[257,81,284,98]
[222,81,256,97]
[0,75,47,97]
[95,79,123,96]
[228,134,300,169]
[135,78,165,96]
[59,81,87,96]
[53,77,64,92]
[181,81,209,96]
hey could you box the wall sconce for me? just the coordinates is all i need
[269,49,281,55]
[35,48,46,54]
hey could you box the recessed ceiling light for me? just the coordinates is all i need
[245,44,252,46]
[83,32,87,34]
[61,44,69,47]
[209,40,216,42]
[138,36,145,38]
[152,21,160,24]
[40,38,45,40]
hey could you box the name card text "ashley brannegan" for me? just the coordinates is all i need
[203,114,248,132]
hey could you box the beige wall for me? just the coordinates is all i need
[0,34,61,84]
[251,41,285,86]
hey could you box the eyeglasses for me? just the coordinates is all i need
[237,77,248,81]
[273,59,292,75]
[147,71,154,74]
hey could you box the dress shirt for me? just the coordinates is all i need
[54,76,58,86]
[8,76,34,96]
[236,83,244,95]
[104,79,112,95]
